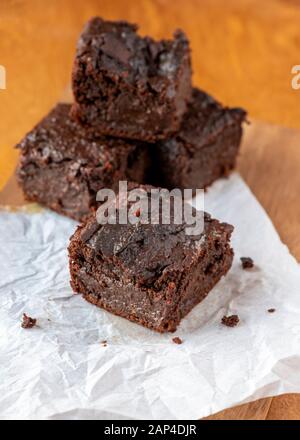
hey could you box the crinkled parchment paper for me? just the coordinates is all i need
[0,173,299,420]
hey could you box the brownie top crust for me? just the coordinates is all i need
[77,184,234,289]
[16,103,141,166]
[175,88,247,149]
[75,17,190,86]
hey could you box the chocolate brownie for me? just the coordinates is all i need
[16,103,149,222]
[69,184,234,332]
[151,88,246,190]
[71,17,192,142]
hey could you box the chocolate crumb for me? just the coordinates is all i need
[240,257,254,269]
[101,340,107,346]
[172,336,183,344]
[268,308,276,313]
[222,315,239,327]
[21,313,37,329]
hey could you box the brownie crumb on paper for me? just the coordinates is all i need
[268,308,276,313]
[172,337,183,345]
[240,257,254,269]
[21,313,37,329]
[221,315,240,327]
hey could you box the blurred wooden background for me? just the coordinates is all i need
[1,0,300,419]
[1,0,300,189]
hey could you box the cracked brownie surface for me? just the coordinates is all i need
[69,184,234,332]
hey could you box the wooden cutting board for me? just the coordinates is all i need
[1,0,300,191]
[1,0,300,419]
[1,118,300,420]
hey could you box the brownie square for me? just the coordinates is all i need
[71,17,192,142]
[69,184,234,332]
[151,88,247,190]
[16,103,149,222]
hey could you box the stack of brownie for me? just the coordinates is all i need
[16,17,247,332]
[17,17,246,222]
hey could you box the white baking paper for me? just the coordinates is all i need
[0,173,300,420]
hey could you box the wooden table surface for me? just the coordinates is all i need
[1,0,300,419]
